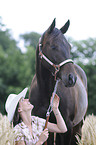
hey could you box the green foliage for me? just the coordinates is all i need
[70,37,96,65]
[85,65,96,114]
[20,32,41,49]
[17,46,36,87]
[0,18,36,114]
[69,37,96,115]
[0,44,36,114]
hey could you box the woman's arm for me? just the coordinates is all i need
[47,94,67,133]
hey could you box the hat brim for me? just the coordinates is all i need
[7,88,28,122]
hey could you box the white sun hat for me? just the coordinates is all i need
[5,87,28,122]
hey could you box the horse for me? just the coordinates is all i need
[29,19,88,145]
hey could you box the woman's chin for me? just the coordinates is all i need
[30,104,34,110]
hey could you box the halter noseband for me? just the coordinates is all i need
[39,38,74,79]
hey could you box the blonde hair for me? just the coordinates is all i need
[76,114,96,145]
[0,113,15,145]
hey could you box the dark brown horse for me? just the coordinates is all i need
[29,19,88,145]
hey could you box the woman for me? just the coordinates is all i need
[5,88,67,145]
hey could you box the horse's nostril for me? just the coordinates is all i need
[68,74,74,85]
[68,74,77,86]
[69,74,73,80]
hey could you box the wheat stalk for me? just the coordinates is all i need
[0,113,15,145]
[76,114,96,145]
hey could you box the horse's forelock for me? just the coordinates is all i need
[41,28,62,44]
[50,28,61,38]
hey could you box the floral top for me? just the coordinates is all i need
[14,116,46,145]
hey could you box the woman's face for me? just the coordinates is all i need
[19,98,34,112]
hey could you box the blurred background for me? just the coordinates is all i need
[0,0,96,115]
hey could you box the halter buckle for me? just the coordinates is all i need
[51,65,60,80]
[39,51,43,59]
[53,64,60,75]
[55,65,60,73]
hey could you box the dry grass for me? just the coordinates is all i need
[1,113,96,145]
[76,114,96,145]
[0,113,15,145]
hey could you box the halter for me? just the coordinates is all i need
[39,38,74,80]
[46,79,60,117]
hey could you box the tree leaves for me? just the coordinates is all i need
[69,37,96,114]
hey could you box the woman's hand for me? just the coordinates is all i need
[51,94,60,110]
[38,128,49,145]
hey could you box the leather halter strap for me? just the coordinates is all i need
[39,38,73,79]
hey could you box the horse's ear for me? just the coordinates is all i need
[47,18,56,34]
[60,20,70,34]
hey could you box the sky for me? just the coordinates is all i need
[0,0,96,51]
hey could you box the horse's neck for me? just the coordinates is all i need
[36,65,54,94]
[36,47,55,94]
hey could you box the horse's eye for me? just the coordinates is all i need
[51,46,56,50]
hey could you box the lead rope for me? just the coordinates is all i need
[44,79,60,145]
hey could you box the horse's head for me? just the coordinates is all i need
[38,18,77,87]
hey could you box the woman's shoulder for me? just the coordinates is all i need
[13,122,25,142]
[14,122,25,131]
[31,115,45,121]
[14,123,20,130]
